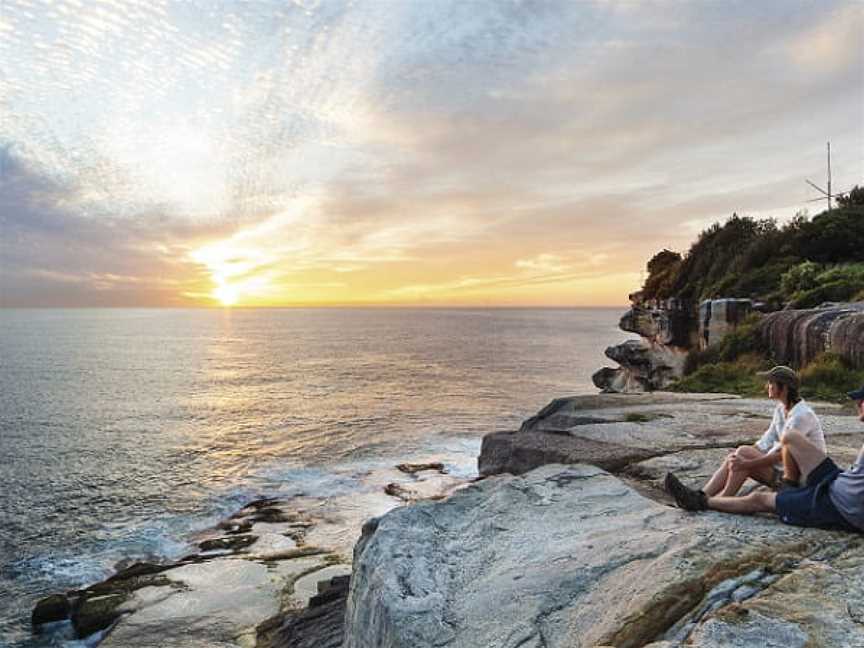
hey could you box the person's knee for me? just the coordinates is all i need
[748,491,775,511]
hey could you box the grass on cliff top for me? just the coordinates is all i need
[669,353,864,403]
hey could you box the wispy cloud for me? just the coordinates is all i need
[0,0,861,306]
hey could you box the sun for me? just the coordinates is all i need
[213,283,239,307]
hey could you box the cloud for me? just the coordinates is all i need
[0,0,861,306]
[0,149,214,306]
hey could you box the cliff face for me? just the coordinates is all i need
[761,302,864,369]
[594,298,749,392]
[595,299,864,393]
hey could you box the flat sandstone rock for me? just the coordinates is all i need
[344,463,864,648]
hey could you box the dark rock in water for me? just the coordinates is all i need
[257,575,350,648]
[198,534,258,552]
[761,302,864,369]
[32,594,70,628]
[72,593,127,638]
[396,462,445,474]
[252,507,296,524]
[105,562,173,583]
[218,519,254,535]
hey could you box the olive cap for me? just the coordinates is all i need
[757,365,800,390]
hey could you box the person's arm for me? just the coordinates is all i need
[755,407,781,452]
[731,449,779,472]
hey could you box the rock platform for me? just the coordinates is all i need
[347,393,864,648]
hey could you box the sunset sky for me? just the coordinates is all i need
[1,0,862,307]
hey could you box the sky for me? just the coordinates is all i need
[0,0,862,307]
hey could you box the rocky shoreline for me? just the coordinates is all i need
[31,392,864,647]
[30,462,470,648]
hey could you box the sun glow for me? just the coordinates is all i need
[190,239,275,307]
[213,283,239,306]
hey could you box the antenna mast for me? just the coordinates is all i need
[805,141,848,212]
[827,142,832,213]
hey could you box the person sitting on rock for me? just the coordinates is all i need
[664,384,864,534]
[699,366,825,498]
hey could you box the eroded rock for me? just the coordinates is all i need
[761,302,864,369]
[593,339,688,392]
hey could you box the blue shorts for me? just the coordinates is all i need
[776,458,858,532]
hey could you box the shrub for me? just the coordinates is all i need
[683,313,767,375]
[670,353,768,395]
[800,353,864,403]
[789,279,864,309]
[795,208,864,263]
[780,261,822,295]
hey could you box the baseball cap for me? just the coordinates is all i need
[757,365,800,390]
[848,384,864,401]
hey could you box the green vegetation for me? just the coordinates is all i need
[640,190,864,306]
[644,186,864,400]
[799,353,864,403]
[682,313,767,375]
[670,353,864,403]
[671,353,767,397]
[780,261,864,308]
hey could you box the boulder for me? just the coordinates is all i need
[593,340,688,392]
[479,393,781,478]
[344,463,864,648]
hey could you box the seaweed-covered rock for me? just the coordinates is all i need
[72,593,127,638]
[31,594,70,628]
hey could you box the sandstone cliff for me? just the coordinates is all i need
[593,298,750,392]
[761,302,864,369]
[595,299,864,393]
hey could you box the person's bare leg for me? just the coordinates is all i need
[720,446,775,496]
[708,491,777,515]
[781,430,827,482]
[782,444,801,484]
[703,453,732,497]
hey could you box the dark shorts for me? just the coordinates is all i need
[776,458,858,532]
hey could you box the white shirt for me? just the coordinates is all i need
[755,400,826,465]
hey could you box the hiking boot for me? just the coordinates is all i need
[664,473,708,512]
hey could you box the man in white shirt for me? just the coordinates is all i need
[700,366,826,498]
[665,384,864,535]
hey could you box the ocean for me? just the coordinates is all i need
[0,307,632,647]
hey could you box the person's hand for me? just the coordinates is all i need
[728,452,748,472]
